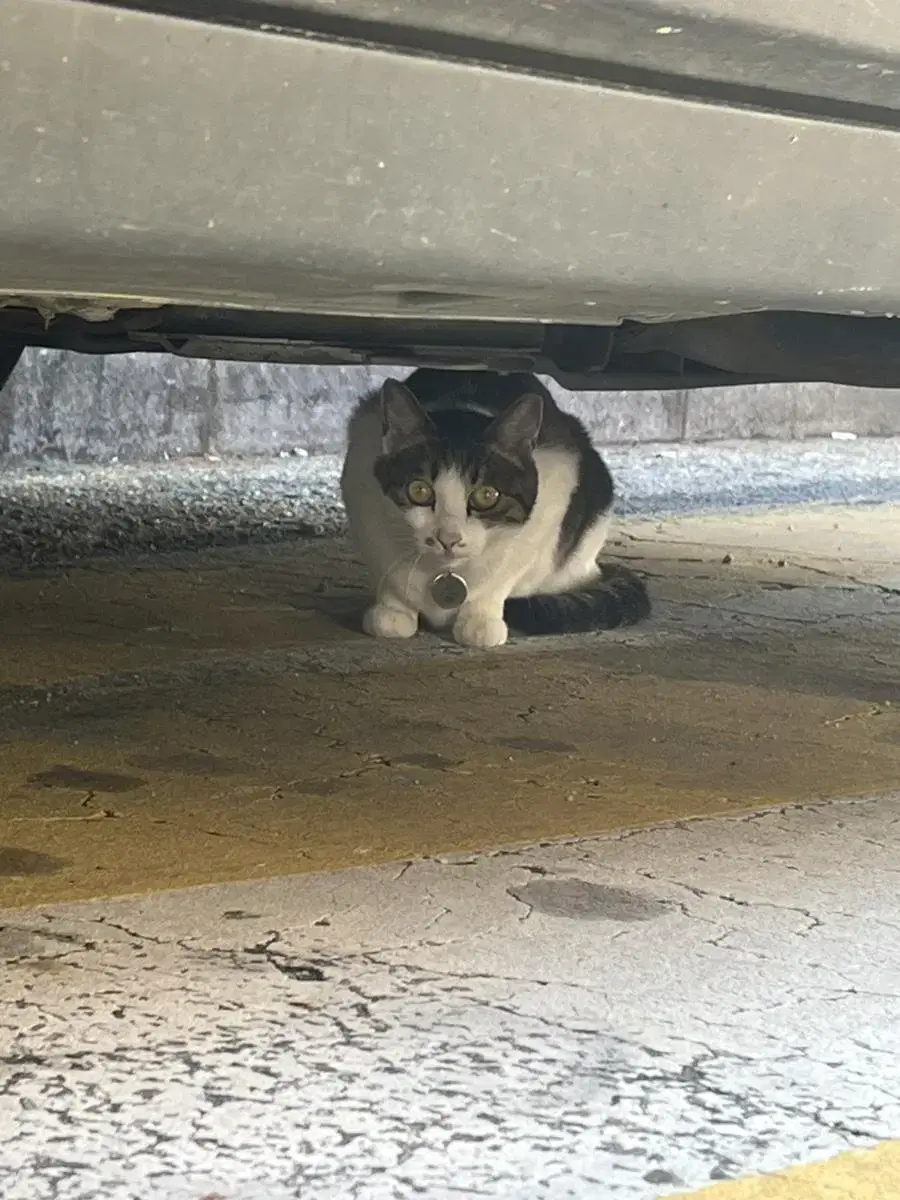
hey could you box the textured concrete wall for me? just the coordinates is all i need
[2,348,900,463]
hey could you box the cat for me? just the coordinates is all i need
[340,369,650,648]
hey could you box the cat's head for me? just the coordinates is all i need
[373,378,543,564]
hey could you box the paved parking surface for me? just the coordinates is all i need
[1,472,899,1197]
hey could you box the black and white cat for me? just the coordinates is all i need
[341,369,649,648]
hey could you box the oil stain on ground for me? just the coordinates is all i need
[26,765,146,793]
[509,879,668,922]
[0,847,65,877]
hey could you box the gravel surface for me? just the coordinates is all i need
[1,438,898,573]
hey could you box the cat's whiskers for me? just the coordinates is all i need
[402,547,428,597]
[374,545,427,600]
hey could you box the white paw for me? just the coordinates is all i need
[363,603,418,639]
[453,610,508,649]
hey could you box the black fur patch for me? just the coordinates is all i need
[374,402,538,525]
[504,565,651,635]
[374,445,435,510]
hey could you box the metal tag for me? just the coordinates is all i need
[429,571,469,609]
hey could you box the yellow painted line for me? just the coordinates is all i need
[679,1142,900,1198]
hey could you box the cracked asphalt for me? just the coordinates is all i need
[3,798,900,1199]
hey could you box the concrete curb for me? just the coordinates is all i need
[3,349,900,463]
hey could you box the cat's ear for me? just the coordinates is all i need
[487,393,543,458]
[380,379,431,454]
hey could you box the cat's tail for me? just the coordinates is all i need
[503,564,650,636]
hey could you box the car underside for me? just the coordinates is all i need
[3,0,900,397]
[3,307,900,395]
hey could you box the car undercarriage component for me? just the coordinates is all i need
[2,306,900,392]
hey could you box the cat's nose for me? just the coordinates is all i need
[436,531,463,552]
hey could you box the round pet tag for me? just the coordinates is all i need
[429,571,469,609]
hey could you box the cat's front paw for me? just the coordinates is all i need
[453,610,508,649]
[363,603,418,639]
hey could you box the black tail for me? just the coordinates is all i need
[504,564,650,636]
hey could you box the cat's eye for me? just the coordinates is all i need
[406,478,434,506]
[469,484,501,511]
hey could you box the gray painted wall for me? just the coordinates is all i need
[3,348,900,463]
